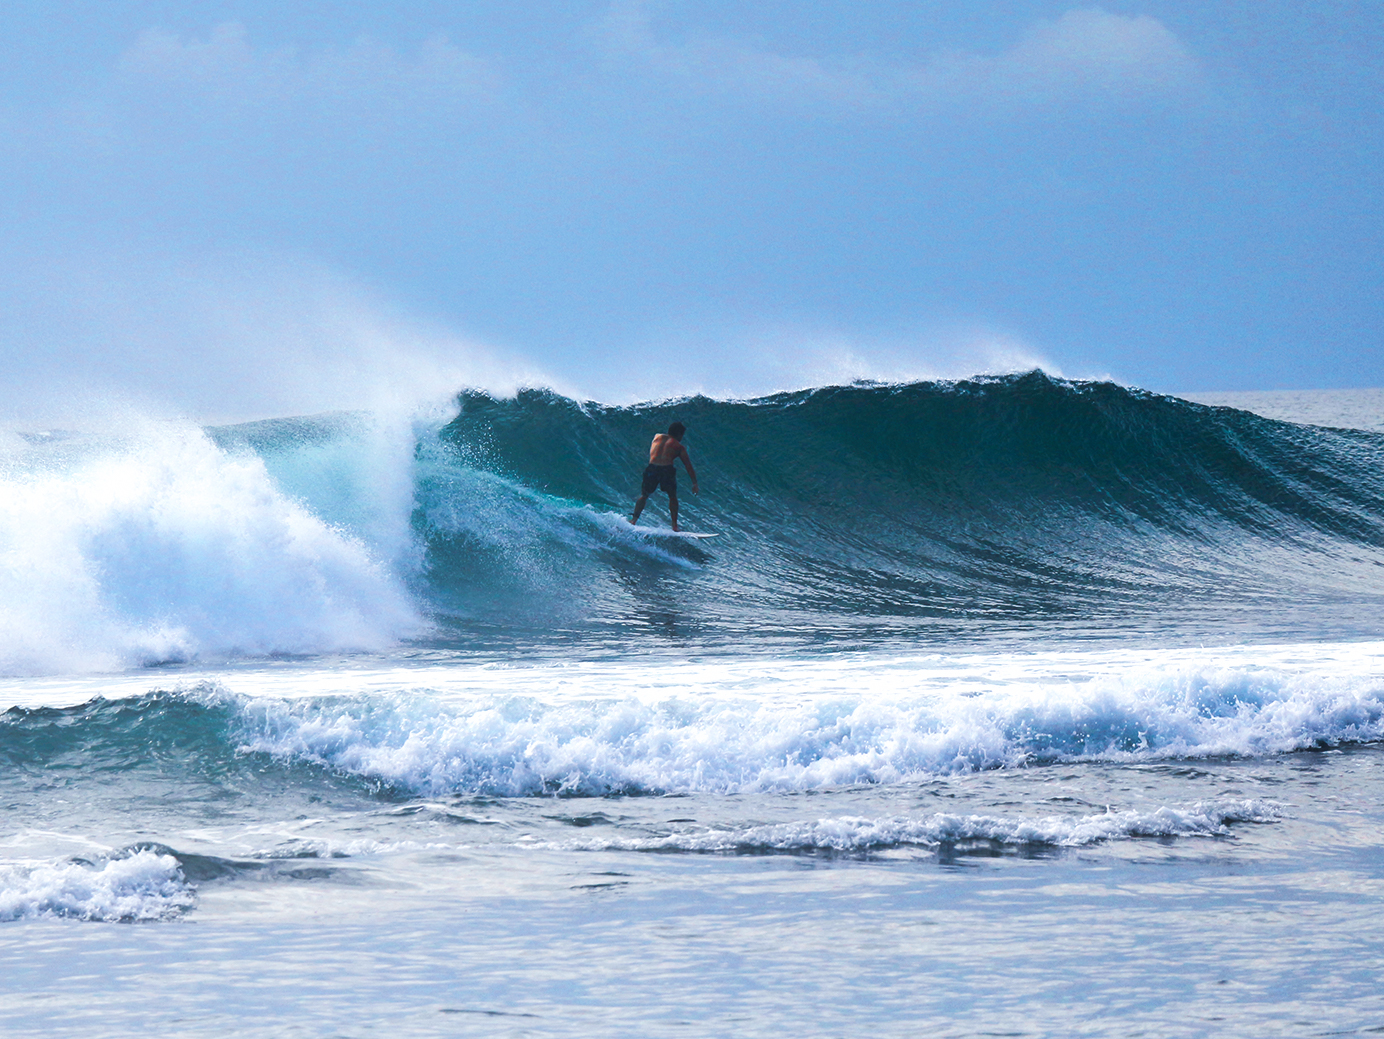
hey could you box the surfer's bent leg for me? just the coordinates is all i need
[668,491,679,532]
[632,493,649,524]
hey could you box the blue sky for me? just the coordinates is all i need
[0,2,1379,420]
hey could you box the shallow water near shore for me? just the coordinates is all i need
[3,643,1384,1037]
[3,733,1383,1038]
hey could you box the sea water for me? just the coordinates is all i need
[1,373,1383,1037]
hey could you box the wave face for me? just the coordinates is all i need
[420,371,1384,644]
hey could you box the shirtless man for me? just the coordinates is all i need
[631,421,699,531]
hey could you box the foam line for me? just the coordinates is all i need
[228,656,1384,796]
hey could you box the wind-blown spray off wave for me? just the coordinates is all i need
[2,371,1383,673]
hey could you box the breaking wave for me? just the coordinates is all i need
[4,371,1384,672]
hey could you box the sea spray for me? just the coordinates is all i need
[0,420,421,674]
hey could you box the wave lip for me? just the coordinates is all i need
[553,799,1284,854]
[0,849,194,922]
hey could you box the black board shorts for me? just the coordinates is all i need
[641,463,677,495]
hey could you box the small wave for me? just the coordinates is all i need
[0,849,194,923]
[232,659,1384,797]
[7,650,1382,800]
[249,837,456,860]
[551,799,1283,854]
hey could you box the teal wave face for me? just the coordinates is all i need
[0,689,413,800]
[415,372,1384,645]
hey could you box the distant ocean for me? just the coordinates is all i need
[2,371,1382,1038]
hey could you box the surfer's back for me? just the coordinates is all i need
[649,433,684,466]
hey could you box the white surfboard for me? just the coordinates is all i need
[623,524,719,539]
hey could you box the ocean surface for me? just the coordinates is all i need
[2,371,1382,1037]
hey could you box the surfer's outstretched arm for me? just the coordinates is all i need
[680,446,699,494]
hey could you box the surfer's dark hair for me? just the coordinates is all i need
[668,421,686,439]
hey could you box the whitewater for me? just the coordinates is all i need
[2,372,1383,1038]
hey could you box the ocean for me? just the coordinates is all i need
[1,370,1382,1037]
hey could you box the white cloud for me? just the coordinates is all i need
[986,9,1203,103]
[117,22,503,111]
[598,3,1204,116]
[597,0,882,109]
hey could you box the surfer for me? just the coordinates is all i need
[631,421,699,531]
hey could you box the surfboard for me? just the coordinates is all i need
[622,524,719,539]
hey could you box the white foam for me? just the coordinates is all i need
[251,837,456,859]
[0,420,422,674]
[0,850,194,922]
[201,801,1283,859]
[552,799,1283,853]
[229,643,1384,796]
